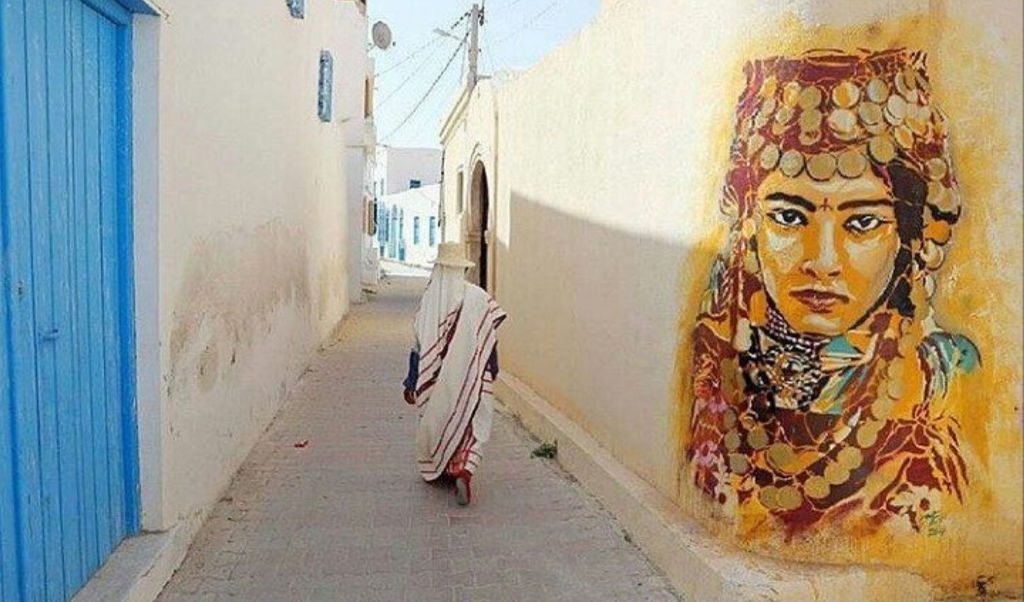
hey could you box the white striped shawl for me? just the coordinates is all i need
[415,285,506,480]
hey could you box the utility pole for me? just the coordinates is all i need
[468,3,481,90]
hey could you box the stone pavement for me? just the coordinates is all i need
[156,276,680,602]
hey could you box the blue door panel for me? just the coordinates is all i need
[77,4,106,575]
[0,189,18,602]
[81,8,115,564]
[26,1,71,597]
[98,18,127,550]
[0,0,138,599]
[45,0,86,594]
[1,0,48,598]
[68,0,101,576]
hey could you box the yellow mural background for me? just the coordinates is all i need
[673,9,1023,596]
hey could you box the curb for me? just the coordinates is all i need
[494,372,942,602]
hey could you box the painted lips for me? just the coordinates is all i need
[789,288,850,313]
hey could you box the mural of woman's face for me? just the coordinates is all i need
[754,170,899,336]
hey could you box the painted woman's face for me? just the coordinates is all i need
[754,170,899,337]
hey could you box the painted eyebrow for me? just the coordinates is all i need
[836,199,894,211]
[764,192,815,212]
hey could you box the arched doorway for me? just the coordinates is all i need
[468,161,490,290]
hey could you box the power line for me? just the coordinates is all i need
[406,69,463,145]
[375,10,471,78]
[494,0,563,46]
[376,36,442,77]
[490,0,531,16]
[382,34,469,143]
[377,35,459,109]
[447,10,472,31]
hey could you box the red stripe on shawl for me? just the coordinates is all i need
[427,306,500,457]
[420,307,461,368]
[417,324,496,467]
[416,308,466,401]
[421,316,504,475]
[418,308,504,475]
[416,316,462,401]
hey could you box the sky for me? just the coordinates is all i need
[368,0,602,150]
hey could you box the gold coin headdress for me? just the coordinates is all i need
[723,49,960,262]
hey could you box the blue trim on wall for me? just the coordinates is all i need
[317,50,333,122]
[115,0,158,15]
[81,0,132,25]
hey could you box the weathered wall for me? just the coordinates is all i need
[154,0,364,529]
[446,0,1023,595]
[344,16,374,304]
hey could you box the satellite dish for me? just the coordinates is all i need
[372,21,393,50]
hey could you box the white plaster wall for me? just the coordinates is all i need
[439,81,499,257]
[153,0,365,529]
[444,0,1022,590]
[340,7,372,303]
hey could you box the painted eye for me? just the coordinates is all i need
[767,209,807,227]
[844,214,887,233]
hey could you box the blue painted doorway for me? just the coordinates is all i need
[0,0,140,600]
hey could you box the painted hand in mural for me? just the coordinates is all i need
[685,48,980,539]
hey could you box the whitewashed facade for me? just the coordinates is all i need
[378,184,441,267]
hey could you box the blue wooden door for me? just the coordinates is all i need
[0,0,139,600]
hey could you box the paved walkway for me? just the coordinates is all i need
[157,276,679,602]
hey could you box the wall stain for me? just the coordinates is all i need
[168,220,312,399]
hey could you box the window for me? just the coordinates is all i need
[286,0,305,18]
[456,170,464,214]
[317,51,333,122]
[398,210,406,261]
[389,210,399,258]
[378,205,389,248]
[413,216,421,245]
[409,179,422,189]
[429,217,437,246]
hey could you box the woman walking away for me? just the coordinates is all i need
[404,243,506,505]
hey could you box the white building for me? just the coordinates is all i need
[374,146,442,196]
[0,1,370,600]
[372,146,443,268]
[378,183,442,267]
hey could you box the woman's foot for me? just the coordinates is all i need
[454,471,472,506]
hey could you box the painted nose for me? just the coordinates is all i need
[800,223,841,279]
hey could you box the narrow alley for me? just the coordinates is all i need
[155,275,680,602]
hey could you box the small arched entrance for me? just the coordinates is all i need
[468,161,490,290]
